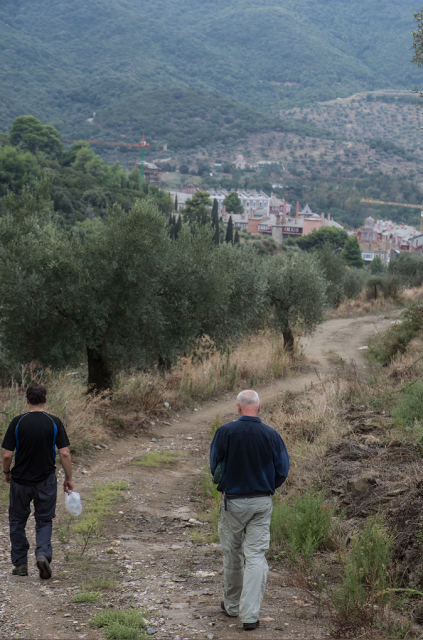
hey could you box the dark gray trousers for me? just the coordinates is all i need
[9,473,57,567]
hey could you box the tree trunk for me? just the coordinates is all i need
[283,326,295,352]
[158,355,172,372]
[87,346,113,393]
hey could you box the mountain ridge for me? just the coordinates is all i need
[0,0,421,149]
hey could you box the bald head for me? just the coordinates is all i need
[236,390,261,417]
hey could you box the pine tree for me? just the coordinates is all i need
[234,229,240,244]
[174,194,178,211]
[342,236,364,268]
[225,216,234,244]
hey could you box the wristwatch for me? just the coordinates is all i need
[3,470,10,474]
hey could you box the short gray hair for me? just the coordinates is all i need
[237,389,260,407]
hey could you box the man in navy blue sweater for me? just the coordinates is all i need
[210,389,289,631]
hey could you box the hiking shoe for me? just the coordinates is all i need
[221,600,238,617]
[36,555,52,580]
[243,621,260,631]
[12,564,28,576]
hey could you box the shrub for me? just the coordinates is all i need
[271,490,336,563]
[369,303,423,364]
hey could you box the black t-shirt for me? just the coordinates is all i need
[1,412,70,485]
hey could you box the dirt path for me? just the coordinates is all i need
[0,315,395,640]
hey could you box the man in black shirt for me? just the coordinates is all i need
[2,384,73,579]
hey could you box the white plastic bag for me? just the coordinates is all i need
[65,491,82,516]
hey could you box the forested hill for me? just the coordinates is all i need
[0,0,421,149]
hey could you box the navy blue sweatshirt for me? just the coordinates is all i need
[210,416,289,495]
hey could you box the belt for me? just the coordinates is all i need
[224,492,270,510]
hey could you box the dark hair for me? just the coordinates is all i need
[26,384,47,405]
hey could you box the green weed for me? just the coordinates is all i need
[88,577,118,591]
[191,467,220,543]
[392,381,423,440]
[73,591,99,603]
[271,490,337,564]
[209,414,221,437]
[55,481,129,557]
[91,608,149,640]
[336,514,393,609]
[131,451,179,468]
[331,514,394,638]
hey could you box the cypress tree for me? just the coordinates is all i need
[212,199,220,245]
[175,215,182,239]
[212,198,219,220]
[225,216,234,244]
[174,194,178,211]
[234,229,240,245]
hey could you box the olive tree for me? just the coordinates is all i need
[0,175,169,391]
[266,253,327,350]
[152,225,268,368]
[389,253,423,288]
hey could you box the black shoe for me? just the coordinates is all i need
[36,555,52,580]
[243,621,260,631]
[12,564,28,576]
[221,600,238,617]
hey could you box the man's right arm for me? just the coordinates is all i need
[58,447,74,493]
[210,429,224,475]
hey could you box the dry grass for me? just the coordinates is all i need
[268,380,344,496]
[0,371,109,454]
[328,285,423,320]
[112,332,304,415]
[327,294,400,319]
[401,285,423,303]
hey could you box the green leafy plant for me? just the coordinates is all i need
[271,490,337,564]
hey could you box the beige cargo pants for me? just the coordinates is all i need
[218,496,273,624]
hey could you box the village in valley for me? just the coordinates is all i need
[139,151,423,268]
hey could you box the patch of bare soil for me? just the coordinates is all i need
[0,315,397,640]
